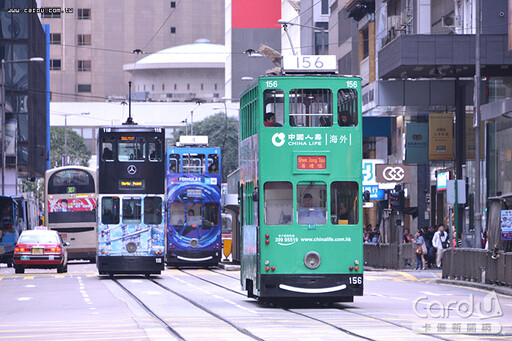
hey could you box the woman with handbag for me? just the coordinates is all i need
[414,231,426,270]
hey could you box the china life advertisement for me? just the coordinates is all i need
[501,210,512,241]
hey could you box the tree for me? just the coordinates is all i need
[50,127,92,168]
[170,112,239,182]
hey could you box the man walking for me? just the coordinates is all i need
[432,224,449,268]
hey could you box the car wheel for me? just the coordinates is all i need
[15,266,24,274]
[63,264,68,273]
[57,265,64,273]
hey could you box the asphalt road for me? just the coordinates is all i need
[1,262,511,340]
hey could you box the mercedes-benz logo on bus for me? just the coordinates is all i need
[383,166,405,182]
[127,165,137,175]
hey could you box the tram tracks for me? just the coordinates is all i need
[180,269,454,341]
[111,275,263,340]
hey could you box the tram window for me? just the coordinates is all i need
[289,89,333,127]
[263,89,284,127]
[169,154,180,173]
[101,197,119,225]
[264,182,293,225]
[148,137,162,162]
[183,153,205,174]
[297,182,327,225]
[144,197,162,225]
[169,202,185,225]
[119,138,145,162]
[208,154,219,174]
[330,181,359,225]
[187,204,202,226]
[102,142,114,161]
[204,203,219,226]
[122,198,141,224]
[337,89,358,127]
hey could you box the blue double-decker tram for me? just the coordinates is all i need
[96,124,165,276]
[166,136,222,267]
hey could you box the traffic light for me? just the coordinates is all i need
[389,184,405,212]
[363,190,370,202]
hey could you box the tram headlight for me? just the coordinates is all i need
[126,242,137,253]
[354,260,359,265]
[190,238,199,248]
[304,251,321,269]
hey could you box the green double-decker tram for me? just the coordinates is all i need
[239,56,363,303]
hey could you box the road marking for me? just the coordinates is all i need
[396,271,419,281]
[17,297,32,301]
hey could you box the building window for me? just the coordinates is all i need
[201,84,204,90]
[77,84,92,92]
[77,60,91,71]
[362,27,369,58]
[174,84,177,90]
[77,8,91,20]
[170,27,176,34]
[41,8,61,19]
[162,84,165,91]
[215,84,218,90]
[321,0,329,14]
[50,59,61,70]
[171,1,176,8]
[50,33,61,44]
[78,34,91,46]
[152,84,155,91]
[187,84,190,90]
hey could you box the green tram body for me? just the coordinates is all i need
[239,74,364,302]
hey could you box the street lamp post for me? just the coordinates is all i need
[53,112,89,166]
[1,57,44,195]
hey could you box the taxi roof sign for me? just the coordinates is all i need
[34,226,48,230]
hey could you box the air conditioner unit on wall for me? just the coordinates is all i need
[442,15,461,28]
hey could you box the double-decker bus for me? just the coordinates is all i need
[97,125,165,276]
[239,55,363,303]
[166,136,222,267]
[0,196,20,267]
[45,166,97,262]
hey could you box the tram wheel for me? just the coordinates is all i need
[14,266,24,274]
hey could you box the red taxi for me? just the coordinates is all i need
[13,230,69,274]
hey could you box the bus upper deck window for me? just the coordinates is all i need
[289,89,333,127]
[148,138,162,161]
[208,154,219,174]
[263,89,284,127]
[102,142,114,161]
[119,137,145,162]
[337,89,358,127]
[169,154,180,173]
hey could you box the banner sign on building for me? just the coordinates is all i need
[375,164,411,184]
[362,159,385,200]
[429,113,454,160]
[405,122,429,164]
[501,209,512,241]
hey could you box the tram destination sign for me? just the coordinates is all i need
[297,155,326,170]
[282,55,337,73]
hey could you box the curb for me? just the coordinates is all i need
[218,262,240,271]
[437,279,512,296]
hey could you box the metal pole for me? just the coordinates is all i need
[321,27,325,55]
[474,0,482,248]
[282,24,296,55]
[64,114,68,166]
[191,111,194,135]
[1,60,5,195]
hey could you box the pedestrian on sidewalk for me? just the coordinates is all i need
[432,224,449,268]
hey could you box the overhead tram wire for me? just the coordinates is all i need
[142,0,183,51]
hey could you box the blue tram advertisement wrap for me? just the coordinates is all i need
[0,196,20,267]
[96,125,165,275]
[166,143,222,266]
